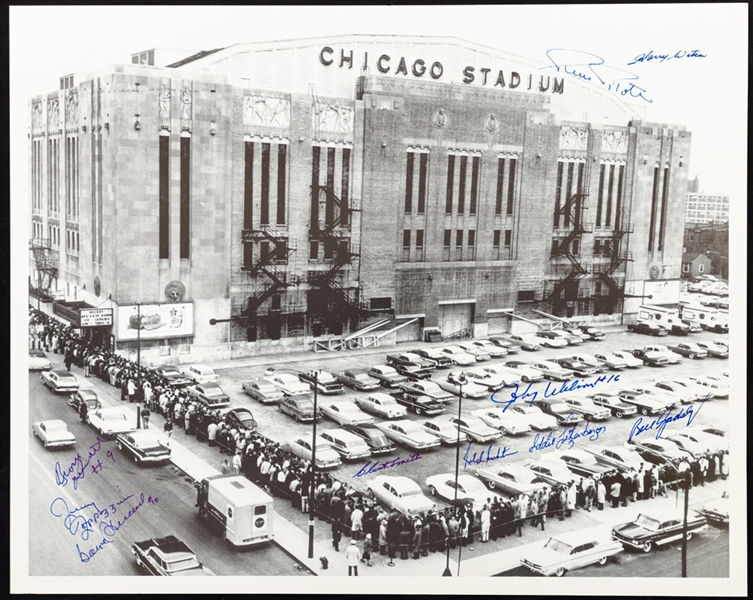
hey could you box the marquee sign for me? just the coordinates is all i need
[79,308,113,327]
[319,46,565,94]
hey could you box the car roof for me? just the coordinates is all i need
[126,429,161,442]
[41,419,67,428]
[546,529,613,546]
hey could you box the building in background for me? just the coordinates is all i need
[685,184,729,225]
[28,35,691,364]
[681,252,712,280]
[683,222,729,280]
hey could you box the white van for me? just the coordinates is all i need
[637,305,690,335]
[679,305,728,333]
[319,429,372,461]
[181,364,219,384]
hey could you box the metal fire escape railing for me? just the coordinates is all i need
[30,238,58,292]
[593,221,635,299]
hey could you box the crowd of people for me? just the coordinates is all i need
[29,305,729,568]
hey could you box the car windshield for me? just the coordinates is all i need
[543,538,573,554]
[105,413,127,422]
[634,514,662,531]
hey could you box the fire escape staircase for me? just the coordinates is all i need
[595,221,635,299]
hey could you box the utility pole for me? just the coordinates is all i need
[681,470,690,577]
[443,373,466,576]
[136,303,142,429]
[308,370,319,559]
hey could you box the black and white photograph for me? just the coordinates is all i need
[10,4,746,595]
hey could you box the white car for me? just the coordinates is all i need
[420,418,467,445]
[663,379,711,402]
[503,361,545,383]
[591,352,629,370]
[40,369,80,393]
[447,414,503,443]
[264,372,311,396]
[320,401,374,427]
[463,367,508,391]
[355,393,408,419]
[688,376,729,399]
[694,341,729,358]
[368,476,436,515]
[523,458,576,486]
[282,436,342,470]
[533,332,569,348]
[87,407,136,438]
[470,339,508,358]
[529,361,574,382]
[562,396,611,421]
[456,342,492,361]
[671,429,727,453]
[433,373,489,398]
[28,349,52,371]
[510,405,558,430]
[471,407,532,436]
[179,364,219,384]
[520,531,623,577]
[116,430,172,464]
[375,419,442,450]
[425,474,496,511]
[509,334,542,351]
[642,345,683,365]
[32,419,76,448]
[476,365,523,387]
[608,351,643,368]
[584,444,645,472]
[440,346,477,366]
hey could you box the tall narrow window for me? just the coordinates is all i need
[260,142,270,225]
[159,135,170,259]
[309,241,318,260]
[470,156,480,214]
[417,153,427,214]
[325,147,335,225]
[243,141,254,268]
[457,156,467,214]
[443,229,451,261]
[648,167,659,251]
[277,144,287,225]
[493,229,501,260]
[565,162,574,227]
[404,152,414,213]
[456,230,463,246]
[596,164,605,227]
[468,230,476,260]
[180,136,191,259]
[310,146,320,230]
[415,229,424,261]
[614,164,624,230]
[445,155,455,213]
[658,167,670,251]
[341,148,351,226]
[402,229,411,262]
[605,164,615,227]
[554,161,563,227]
[507,158,516,215]
[504,229,512,247]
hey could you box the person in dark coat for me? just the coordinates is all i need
[79,399,88,424]
[64,352,74,372]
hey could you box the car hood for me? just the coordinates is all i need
[612,522,653,541]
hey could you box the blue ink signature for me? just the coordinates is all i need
[462,442,518,469]
[529,421,607,453]
[628,394,707,442]
[542,48,653,103]
[628,49,707,65]
[491,374,620,410]
[352,454,421,478]
[54,437,114,490]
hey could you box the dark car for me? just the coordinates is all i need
[531,399,583,427]
[151,366,195,388]
[626,322,668,336]
[278,394,322,422]
[611,511,707,553]
[588,393,638,419]
[67,389,102,412]
[486,336,522,354]
[343,423,396,456]
[577,325,606,341]
[617,388,674,416]
[298,370,345,395]
[391,362,433,380]
[132,535,215,576]
[409,348,453,369]
[334,369,381,391]
[223,407,257,432]
[630,348,671,367]
[389,391,446,416]
[188,382,231,408]
[550,357,601,378]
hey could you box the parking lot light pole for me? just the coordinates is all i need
[443,373,466,576]
[308,370,319,559]
[136,303,142,429]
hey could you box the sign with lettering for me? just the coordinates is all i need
[79,308,113,327]
[116,303,194,341]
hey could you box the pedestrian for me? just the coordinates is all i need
[584,480,595,512]
[141,405,151,429]
[596,478,606,510]
[232,452,242,475]
[346,539,361,576]
[362,533,373,566]
[351,504,364,541]
[480,504,491,542]
[127,377,137,403]
[332,520,342,552]
[79,399,88,424]
[163,418,173,448]
[83,355,91,377]
[610,479,621,508]
[221,458,231,474]
[64,352,74,372]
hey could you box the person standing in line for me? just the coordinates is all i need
[480,504,491,542]
[127,377,137,403]
[232,452,242,475]
[362,533,373,566]
[141,404,151,429]
[64,352,74,372]
[221,458,231,475]
[346,539,361,576]
[596,478,607,510]
[163,418,173,448]
[79,399,88,424]
[610,479,621,508]
[584,479,595,512]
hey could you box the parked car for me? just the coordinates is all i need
[132,536,215,576]
[529,360,574,382]
[628,438,694,465]
[354,392,408,419]
[680,319,704,333]
[386,351,437,371]
[474,463,548,495]
[389,391,446,416]
[566,353,609,373]
[608,350,643,368]
[653,380,698,404]
[298,370,345,395]
[28,349,52,371]
[277,394,322,422]
[531,399,583,427]
[399,380,454,402]
[611,510,707,553]
[627,321,668,336]
[520,530,623,577]
[319,429,372,461]
[508,334,541,351]
[523,458,576,486]
[463,367,508,391]
[391,362,434,380]
[693,340,729,358]
[282,436,342,470]
[533,331,569,348]
[502,360,544,383]
[584,444,644,472]
[367,475,436,516]
[664,433,707,458]
[87,407,136,438]
[151,366,195,388]
[456,342,492,361]
[409,348,452,369]
[551,330,585,345]
[510,404,558,430]
[241,380,284,404]
[320,401,374,427]
[641,344,683,364]
[671,428,727,453]
[32,419,76,448]
[223,407,257,432]
[367,365,409,388]
[433,372,489,398]
[696,492,729,525]
[471,407,532,436]
[617,389,674,416]
[550,357,601,378]
[593,352,630,370]
[577,325,607,341]
[116,430,172,464]
[67,389,101,412]
[447,414,503,443]
[420,418,467,445]
[179,364,219,384]
[440,345,477,366]
[486,336,522,353]
[588,393,638,419]
[425,474,494,511]
[342,423,396,455]
[40,369,79,393]
[630,348,671,367]
[688,375,729,398]
[188,382,231,408]
[551,449,617,477]
[562,328,589,344]
[562,396,611,421]
[667,342,708,359]
[265,372,311,396]
[664,378,716,402]
[375,420,442,450]
[469,339,508,358]
[334,369,381,391]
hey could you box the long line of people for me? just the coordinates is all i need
[30,305,730,565]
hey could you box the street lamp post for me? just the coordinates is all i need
[136,303,142,429]
[665,462,691,577]
[308,370,319,559]
[443,373,466,577]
